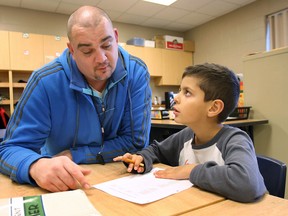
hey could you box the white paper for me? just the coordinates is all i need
[93,168,193,204]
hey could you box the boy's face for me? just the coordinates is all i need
[173,76,212,127]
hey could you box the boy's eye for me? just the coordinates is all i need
[184,90,191,96]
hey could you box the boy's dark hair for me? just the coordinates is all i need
[182,63,240,123]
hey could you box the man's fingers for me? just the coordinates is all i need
[63,162,91,189]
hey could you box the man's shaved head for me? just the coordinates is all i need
[67,6,112,41]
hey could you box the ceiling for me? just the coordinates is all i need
[0,0,256,32]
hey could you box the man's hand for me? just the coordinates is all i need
[154,164,198,180]
[29,156,91,192]
[54,150,72,160]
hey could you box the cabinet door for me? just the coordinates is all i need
[125,45,145,61]
[143,47,162,77]
[159,50,192,86]
[0,31,10,69]
[9,32,44,70]
[125,45,162,77]
[43,35,68,64]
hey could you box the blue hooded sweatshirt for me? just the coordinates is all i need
[0,46,152,185]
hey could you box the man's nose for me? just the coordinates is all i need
[94,49,107,63]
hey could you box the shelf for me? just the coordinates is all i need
[0,99,10,105]
[13,83,26,88]
[0,83,10,88]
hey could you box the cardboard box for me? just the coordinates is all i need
[154,35,184,50]
[184,40,195,52]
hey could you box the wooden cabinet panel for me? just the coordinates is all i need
[125,45,163,77]
[0,31,10,69]
[9,32,44,70]
[125,45,145,61]
[124,45,192,84]
[3,32,68,115]
[159,50,192,86]
[43,35,68,64]
[143,47,162,77]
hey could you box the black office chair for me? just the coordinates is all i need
[257,154,287,198]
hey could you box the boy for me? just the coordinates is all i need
[114,63,266,203]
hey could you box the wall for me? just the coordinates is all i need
[0,5,182,99]
[185,0,288,198]
[243,47,288,199]
[184,0,288,73]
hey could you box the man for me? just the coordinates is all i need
[0,6,151,192]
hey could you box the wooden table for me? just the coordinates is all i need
[0,163,224,216]
[0,162,286,216]
[181,194,288,216]
[151,119,269,142]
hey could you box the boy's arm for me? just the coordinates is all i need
[139,128,192,173]
[190,132,266,203]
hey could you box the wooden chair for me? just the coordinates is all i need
[257,155,287,198]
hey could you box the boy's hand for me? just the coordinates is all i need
[113,153,145,173]
[154,164,197,180]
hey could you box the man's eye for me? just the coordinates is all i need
[102,44,111,49]
[83,50,92,55]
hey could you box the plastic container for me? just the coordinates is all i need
[227,106,251,121]
[126,37,145,46]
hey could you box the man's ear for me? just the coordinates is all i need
[114,28,119,43]
[208,99,224,117]
[67,42,74,55]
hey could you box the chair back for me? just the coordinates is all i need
[257,154,287,198]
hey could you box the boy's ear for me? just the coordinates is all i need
[208,99,224,117]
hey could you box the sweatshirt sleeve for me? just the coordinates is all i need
[139,127,192,173]
[0,76,52,184]
[190,131,267,203]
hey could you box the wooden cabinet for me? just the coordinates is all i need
[159,49,192,85]
[0,31,10,69]
[124,45,192,85]
[1,31,68,115]
[125,45,163,77]
[9,32,44,70]
[0,31,10,112]
[0,70,32,115]
[43,35,68,64]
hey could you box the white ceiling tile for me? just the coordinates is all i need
[223,0,256,6]
[21,0,59,12]
[198,0,240,16]
[126,1,164,17]
[116,13,148,25]
[102,9,124,20]
[171,0,214,11]
[97,0,137,12]
[0,0,21,7]
[0,0,257,31]
[142,17,171,28]
[56,2,81,14]
[61,0,101,5]
[153,7,190,21]
[177,12,214,25]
